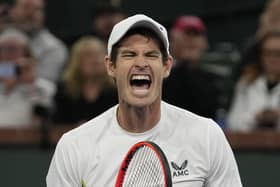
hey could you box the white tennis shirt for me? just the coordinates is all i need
[46,101,242,187]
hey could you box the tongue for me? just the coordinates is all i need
[132,84,149,90]
[131,84,150,96]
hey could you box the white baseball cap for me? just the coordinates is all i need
[107,14,170,56]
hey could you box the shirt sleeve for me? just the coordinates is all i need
[46,134,81,187]
[205,121,243,187]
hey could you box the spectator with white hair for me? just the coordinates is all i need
[0,28,55,128]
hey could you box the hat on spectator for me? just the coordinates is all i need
[172,16,206,33]
[107,14,169,56]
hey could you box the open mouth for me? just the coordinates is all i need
[130,74,152,89]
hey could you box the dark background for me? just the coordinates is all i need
[44,0,266,49]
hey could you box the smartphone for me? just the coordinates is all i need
[0,63,18,78]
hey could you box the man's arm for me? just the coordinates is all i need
[205,120,243,187]
[46,134,80,187]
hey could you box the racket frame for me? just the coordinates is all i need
[115,141,172,187]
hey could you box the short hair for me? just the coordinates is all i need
[110,27,168,64]
[0,28,33,58]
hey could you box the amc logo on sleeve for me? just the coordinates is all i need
[171,160,189,177]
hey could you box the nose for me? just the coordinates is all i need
[134,55,148,69]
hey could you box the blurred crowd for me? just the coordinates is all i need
[0,0,280,133]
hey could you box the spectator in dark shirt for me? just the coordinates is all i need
[163,15,219,118]
[52,36,117,125]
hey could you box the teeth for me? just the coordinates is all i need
[131,75,150,81]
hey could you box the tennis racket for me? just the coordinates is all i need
[115,141,172,187]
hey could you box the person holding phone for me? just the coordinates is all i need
[0,28,55,127]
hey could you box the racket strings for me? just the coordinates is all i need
[123,145,164,187]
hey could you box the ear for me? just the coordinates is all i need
[104,55,116,78]
[163,55,174,78]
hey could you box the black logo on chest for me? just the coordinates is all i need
[171,160,189,177]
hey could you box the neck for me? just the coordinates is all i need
[117,99,161,133]
[82,79,104,101]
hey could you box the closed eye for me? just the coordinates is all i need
[145,51,161,59]
[120,51,136,58]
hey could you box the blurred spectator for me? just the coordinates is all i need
[90,4,126,42]
[8,0,68,82]
[238,0,280,81]
[257,0,280,37]
[169,15,208,65]
[52,36,117,125]
[0,2,10,32]
[0,28,55,128]
[163,15,219,119]
[227,30,280,131]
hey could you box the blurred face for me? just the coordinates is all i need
[94,13,125,39]
[80,42,106,78]
[11,0,45,32]
[261,36,280,80]
[171,30,207,64]
[0,38,26,61]
[105,34,172,107]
